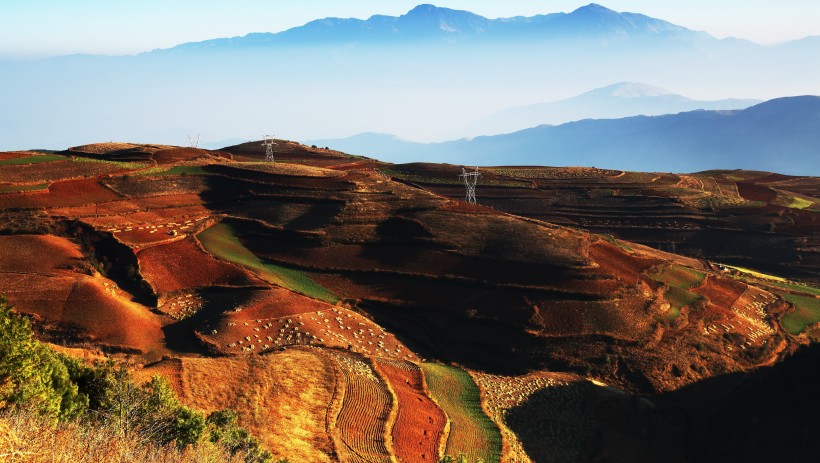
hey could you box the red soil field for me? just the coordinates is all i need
[726,286,779,344]
[0,151,32,160]
[0,235,165,354]
[535,297,653,339]
[0,235,83,273]
[589,241,658,284]
[151,147,218,164]
[49,197,202,222]
[60,278,165,353]
[0,178,122,210]
[693,276,746,314]
[624,242,706,271]
[112,216,212,247]
[438,199,505,215]
[0,189,49,209]
[136,238,262,296]
[123,194,206,211]
[203,296,417,361]
[328,160,385,171]
[0,274,77,315]
[0,159,128,184]
[736,182,777,203]
[374,359,446,462]
[68,142,171,155]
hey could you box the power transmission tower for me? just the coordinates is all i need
[262,135,276,162]
[187,133,201,148]
[459,167,481,204]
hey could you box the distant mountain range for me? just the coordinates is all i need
[307,96,820,175]
[167,3,709,51]
[0,3,817,157]
[461,82,761,136]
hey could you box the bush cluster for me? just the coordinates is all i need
[0,297,273,463]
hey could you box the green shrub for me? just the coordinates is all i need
[206,409,272,463]
[0,298,88,421]
[0,297,273,461]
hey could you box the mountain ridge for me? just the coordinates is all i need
[459,82,761,136]
[1,4,817,151]
[164,3,710,52]
[307,96,820,175]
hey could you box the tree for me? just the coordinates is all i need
[0,298,88,421]
[0,297,273,460]
[206,409,272,463]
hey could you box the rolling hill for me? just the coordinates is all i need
[0,139,818,461]
[310,96,820,175]
[461,82,761,137]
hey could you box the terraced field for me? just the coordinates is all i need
[375,359,446,462]
[397,164,820,284]
[422,363,502,463]
[329,351,395,463]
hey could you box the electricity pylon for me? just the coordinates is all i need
[262,135,276,162]
[459,167,481,204]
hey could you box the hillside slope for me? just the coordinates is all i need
[0,141,817,462]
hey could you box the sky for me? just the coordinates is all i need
[1,0,819,57]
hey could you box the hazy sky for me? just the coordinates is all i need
[1,0,819,57]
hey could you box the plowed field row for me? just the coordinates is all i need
[375,359,446,463]
[329,351,395,463]
[421,363,502,463]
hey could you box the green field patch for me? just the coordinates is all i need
[648,265,704,320]
[597,234,632,252]
[0,183,50,193]
[137,165,210,176]
[762,281,820,297]
[656,186,705,198]
[70,157,149,169]
[197,222,338,303]
[723,265,787,282]
[688,195,764,209]
[663,286,702,320]
[421,363,502,463]
[648,265,705,289]
[0,154,65,166]
[379,168,529,188]
[779,293,820,335]
[695,170,761,181]
[489,167,620,180]
[773,194,814,210]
